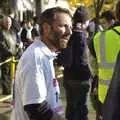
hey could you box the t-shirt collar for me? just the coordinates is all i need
[36,39,57,59]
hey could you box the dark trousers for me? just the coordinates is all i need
[1,63,11,95]
[63,80,90,120]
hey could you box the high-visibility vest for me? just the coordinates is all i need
[93,26,120,103]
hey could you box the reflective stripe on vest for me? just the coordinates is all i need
[99,79,110,85]
[98,32,114,103]
[99,32,115,69]
[96,29,120,103]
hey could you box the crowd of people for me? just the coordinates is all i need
[0,10,40,96]
[0,1,120,120]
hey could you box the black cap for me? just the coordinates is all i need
[73,6,89,23]
[101,11,115,21]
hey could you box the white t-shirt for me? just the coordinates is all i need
[10,39,62,120]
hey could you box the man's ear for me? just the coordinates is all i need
[43,23,51,34]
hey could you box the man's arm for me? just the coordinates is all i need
[24,101,53,120]
[88,38,99,94]
[22,62,62,120]
[88,37,98,77]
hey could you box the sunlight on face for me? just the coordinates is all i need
[3,16,12,30]
[49,12,72,50]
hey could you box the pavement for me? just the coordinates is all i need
[0,102,11,120]
[0,87,12,120]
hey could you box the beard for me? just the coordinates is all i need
[49,29,70,51]
[59,38,68,49]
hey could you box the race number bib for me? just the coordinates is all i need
[52,79,64,115]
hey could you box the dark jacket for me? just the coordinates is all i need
[57,29,91,81]
[21,27,39,49]
[11,17,21,33]
[0,29,17,60]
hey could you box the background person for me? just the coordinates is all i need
[56,6,92,120]
[0,15,17,95]
[88,1,120,119]
[21,19,39,50]
[100,10,115,30]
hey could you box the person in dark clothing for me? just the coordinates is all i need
[63,31,91,120]
[5,8,21,40]
[21,20,39,50]
[57,6,92,120]
[5,8,23,58]
[0,15,17,95]
[100,10,115,30]
[87,18,102,120]
[87,20,96,42]
[32,16,40,34]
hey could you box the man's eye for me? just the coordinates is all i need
[58,25,64,27]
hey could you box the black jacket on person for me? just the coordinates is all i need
[21,27,39,49]
[0,29,17,60]
[57,29,91,81]
[11,18,21,33]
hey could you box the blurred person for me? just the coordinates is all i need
[87,18,102,120]
[10,7,72,120]
[5,8,23,58]
[87,19,96,42]
[88,1,120,120]
[86,17,103,42]
[32,16,40,40]
[17,20,27,51]
[100,10,115,30]
[5,8,21,34]
[88,10,115,120]
[56,6,92,120]
[0,15,17,95]
[5,8,21,43]
[32,16,40,33]
[18,20,27,36]
[21,19,39,49]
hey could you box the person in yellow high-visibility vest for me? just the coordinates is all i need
[89,1,120,119]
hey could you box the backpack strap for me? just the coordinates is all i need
[112,28,120,36]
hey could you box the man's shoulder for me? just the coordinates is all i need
[112,26,120,31]
[106,26,120,36]
[93,31,101,40]
[71,30,87,41]
[26,41,47,59]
